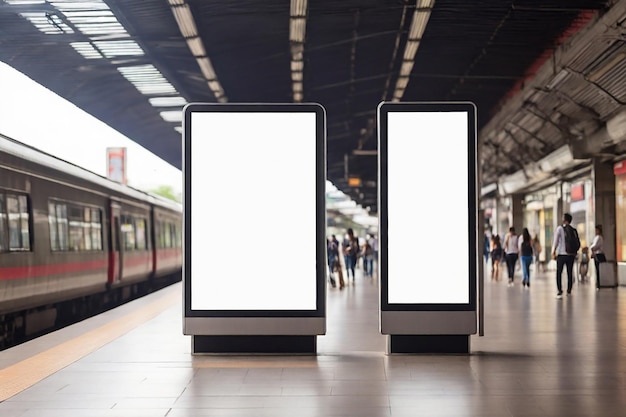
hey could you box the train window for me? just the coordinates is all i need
[121,215,135,250]
[135,218,146,250]
[49,201,102,252]
[0,194,6,251]
[6,194,31,251]
[91,208,102,250]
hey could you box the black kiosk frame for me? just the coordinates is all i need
[378,101,478,354]
[183,103,327,354]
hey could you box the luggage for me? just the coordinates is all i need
[598,261,617,288]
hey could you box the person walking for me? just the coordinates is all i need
[504,227,519,286]
[518,228,534,288]
[589,224,606,290]
[343,228,359,282]
[490,234,503,282]
[551,213,579,299]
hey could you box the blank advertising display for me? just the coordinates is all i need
[378,102,477,342]
[183,103,326,345]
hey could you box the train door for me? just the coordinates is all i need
[108,201,123,284]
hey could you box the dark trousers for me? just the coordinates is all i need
[505,253,518,280]
[556,254,575,293]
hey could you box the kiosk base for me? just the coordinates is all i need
[387,335,470,354]
[192,335,317,355]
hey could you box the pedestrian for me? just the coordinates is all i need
[518,228,533,288]
[589,224,606,289]
[343,228,359,282]
[551,213,579,299]
[327,235,340,288]
[504,227,519,286]
[490,234,503,281]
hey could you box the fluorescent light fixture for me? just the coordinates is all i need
[391,1,434,101]
[5,0,46,4]
[399,61,414,77]
[70,42,104,59]
[290,18,306,42]
[187,37,206,57]
[396,76,410,90]
[292,71,303,82]
[50,1,109,11]
[403,40,419,60]
[291,0,307,16]
[546,68,569,90]
[118,65,178,95]
[160,111,183,122]
[94,40,144,58]
[19,12,74,34]
[207,80,223,94]
[149,97,188,107]
[197,57,217,80]
[293,82,303,93]
[171,4,198,38]
[291,60,304,72]
[293,92,303,102]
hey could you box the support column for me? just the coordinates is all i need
[593,159,616,261]
[511,193,525,233]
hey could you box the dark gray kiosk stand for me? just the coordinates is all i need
[183,103,327,354]
[377,102,478,354]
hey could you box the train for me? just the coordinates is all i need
[0,133,182,349]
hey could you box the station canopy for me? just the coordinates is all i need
[1,0,625,213]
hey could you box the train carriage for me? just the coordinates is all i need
[0,134,182,347]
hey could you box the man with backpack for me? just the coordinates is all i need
[551,212,581,299]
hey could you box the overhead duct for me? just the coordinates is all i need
[499,145,588,195]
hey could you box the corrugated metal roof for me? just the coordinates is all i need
[1,0,622,212]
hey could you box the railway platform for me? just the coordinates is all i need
[1,266,625,417]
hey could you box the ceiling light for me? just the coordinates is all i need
[149,97,187,107]
[545,68,569,90]
[160,111,183,122]
[171,4,198,38]
[118,65,178,95]
[292,71,303,82]
[94,40,144,58]
[293,92,303,102]
[291,60,304,71]
[291,0,307,17]
[187,37,206,57]
[396,76,409,89]
[71,42,104,59]
[399,61,414,77]
[19,12,74,34]
[403,40,419,60]
[197,57,217,80]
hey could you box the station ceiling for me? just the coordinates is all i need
[1,0,625,214]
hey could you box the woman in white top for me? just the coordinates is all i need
[504,227,519,286]
[589,224,605,289]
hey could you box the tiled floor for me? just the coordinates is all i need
[1,264,625,416]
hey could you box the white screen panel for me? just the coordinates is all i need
[387,111,469,304]
[190,111,318,310]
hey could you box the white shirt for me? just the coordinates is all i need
[505,233,519,254]
[552,224,567,255]
[590,234,604,255]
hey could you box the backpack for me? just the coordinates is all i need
[564,224,581,254]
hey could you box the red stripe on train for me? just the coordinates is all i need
[0,259,108,281]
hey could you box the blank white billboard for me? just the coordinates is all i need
[379,102,477,310]
[185,105,324,312]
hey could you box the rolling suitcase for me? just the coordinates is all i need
[598,261,617,288]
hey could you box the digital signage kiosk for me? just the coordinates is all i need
[378,102,478,354]
[183,103,326,354]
